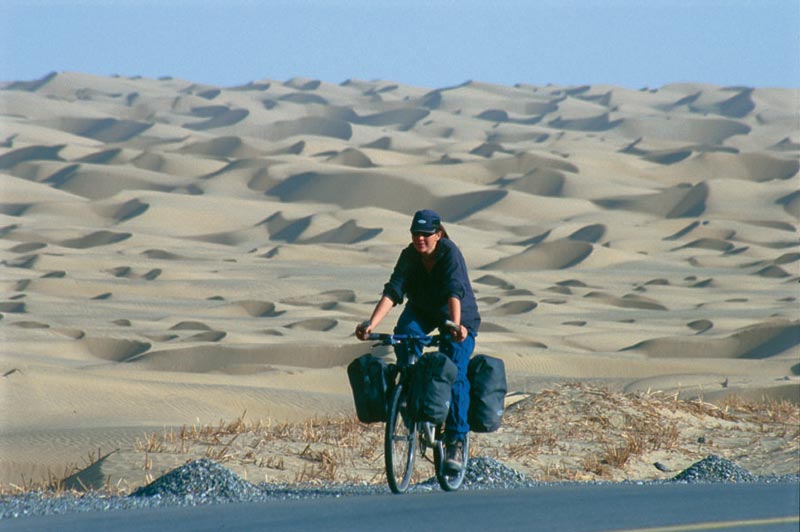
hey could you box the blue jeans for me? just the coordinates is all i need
[393,306,475,442]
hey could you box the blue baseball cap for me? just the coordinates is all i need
[410,209,442,234]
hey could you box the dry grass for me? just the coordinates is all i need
[2,383,797,495]
[1,447,122,497]
[485,383,799,482]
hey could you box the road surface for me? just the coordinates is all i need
[5,482,799,531]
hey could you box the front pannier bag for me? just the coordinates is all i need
[467,354,507,432]
[347,354,394,423]
[408,351,458,424]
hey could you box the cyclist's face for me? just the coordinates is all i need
[411,230,440,256]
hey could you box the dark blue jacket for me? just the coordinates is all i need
[383,238,481,333]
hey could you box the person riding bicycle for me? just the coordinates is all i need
[356,209,481,472]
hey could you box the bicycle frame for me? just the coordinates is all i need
[366,327,469,493]
[370,332,441,444]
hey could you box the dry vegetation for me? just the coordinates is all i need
[3,383,798,496]
[488,383,799,482]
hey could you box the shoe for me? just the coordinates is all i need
[444,440,464,472]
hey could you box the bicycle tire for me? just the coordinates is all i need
[434,433,469,491]
[385,382,417,494]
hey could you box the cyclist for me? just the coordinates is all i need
[356,209,481,472]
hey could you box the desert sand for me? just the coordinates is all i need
[0,72,797,489]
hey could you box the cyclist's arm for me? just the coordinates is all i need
[356,295,394,340]
[448,296,468,342]
[382,246,413,305]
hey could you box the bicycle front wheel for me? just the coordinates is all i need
[385,382,417,494]
[434,432,469,492]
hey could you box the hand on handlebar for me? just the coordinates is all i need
[444,320,468,343]
[355,320,372,341]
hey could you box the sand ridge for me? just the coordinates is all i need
[0,72,798,486]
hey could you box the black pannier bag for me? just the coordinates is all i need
[347,354,395,423]
[467,354,507,432]
[408,351,458,424]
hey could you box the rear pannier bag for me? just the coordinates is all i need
[408,351,458,424]
[347,354,394,423]
[467,354,507,432]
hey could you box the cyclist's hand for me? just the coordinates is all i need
[355,320,372,341]
[453,324,468,343]
[444,320,467,343]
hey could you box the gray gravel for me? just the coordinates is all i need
[1,456,797,520]
[670,454,759,483]
[131,459,263,500]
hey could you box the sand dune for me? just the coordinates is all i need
[126,342,366,373]
[483,239,595,271]
[179,136,265,159]
[623,319,799,359]
[594,182,709,218]
[0,72,797,487]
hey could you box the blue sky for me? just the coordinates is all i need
[2,0,798,89]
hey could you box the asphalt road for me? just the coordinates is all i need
[5,482,799,532]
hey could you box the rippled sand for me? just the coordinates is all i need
[1,73,797,486]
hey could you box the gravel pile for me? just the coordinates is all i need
[1,455,796,520]
[671,455,758,483]
[463,457,532,488]
[412,456,534,492]
[131,458,262,501]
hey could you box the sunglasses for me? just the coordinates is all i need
[412,231,437,238]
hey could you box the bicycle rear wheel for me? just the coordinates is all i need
[385,382,417,494]
[434,432,469,491]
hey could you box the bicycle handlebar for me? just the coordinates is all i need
[364,320,459,346]
[366,333,440,346]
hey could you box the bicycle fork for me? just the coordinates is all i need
[420,422,436,446]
